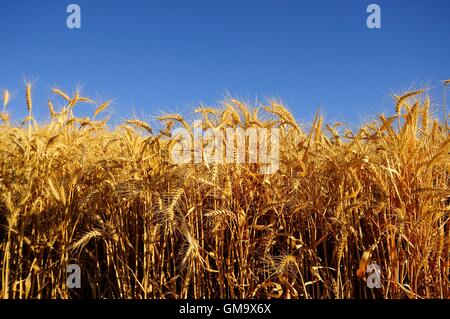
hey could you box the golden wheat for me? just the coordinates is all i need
[25,82,32,113]
[0,83,449,300]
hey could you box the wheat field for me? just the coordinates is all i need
[0,82,449,299]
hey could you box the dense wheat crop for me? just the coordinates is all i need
[0,83,449,299]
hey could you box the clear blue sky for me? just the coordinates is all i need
[0,0,449,125]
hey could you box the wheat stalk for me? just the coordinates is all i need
[25,83,32,113]
[2,90,10,113]
[126,119,153,134]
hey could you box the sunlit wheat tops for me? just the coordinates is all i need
[0,80,449,299]
[93,99,112,118]
[394,89,424,114]
[68,90,80,108]
[52,88,71,102]
[47,99,57,118]
[126,119,153,134]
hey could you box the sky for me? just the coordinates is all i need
[0,0,449,126]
